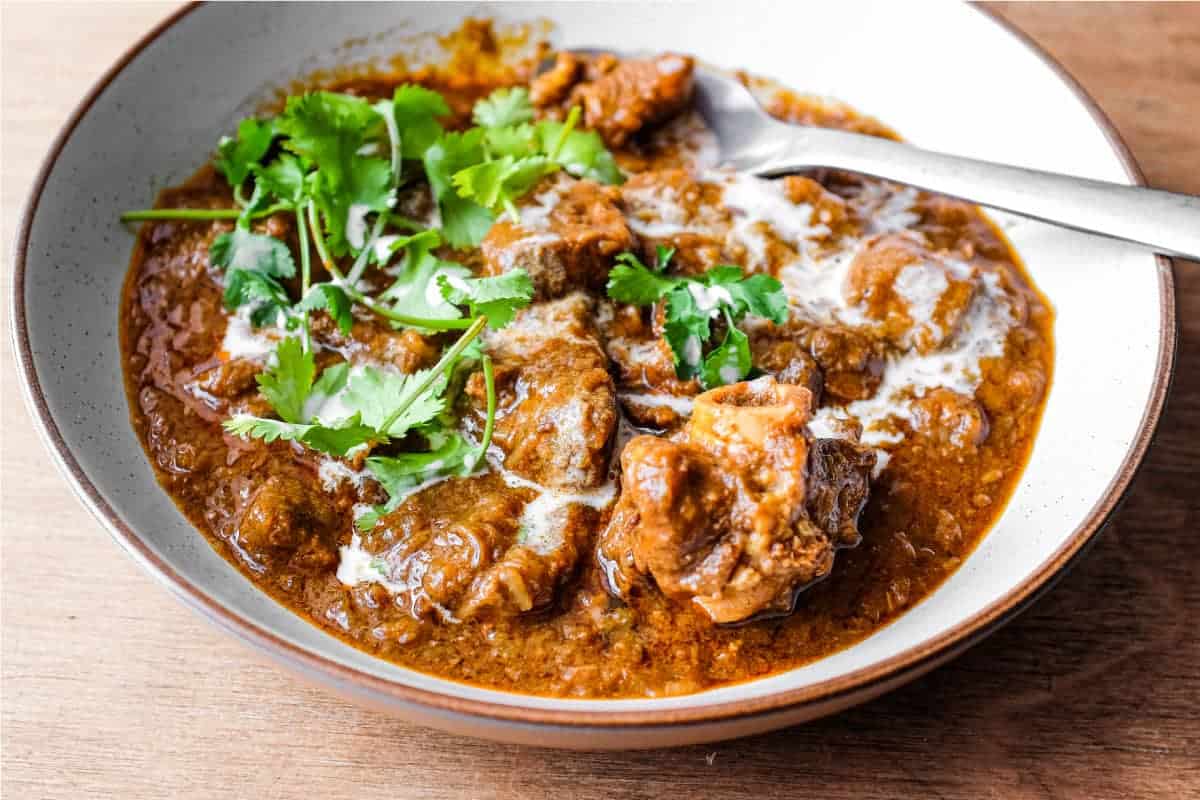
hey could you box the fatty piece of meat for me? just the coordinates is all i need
[844,233,977,353]
[481,177,634,300]
[805,438,876,549]
[533,53,695,147]
[466,292,617,491]
[619,168,732,274]
[234,473,339,573]
[598,377,872,623]
[359,476,599,622]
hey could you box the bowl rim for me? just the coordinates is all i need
[10,2,1178,728]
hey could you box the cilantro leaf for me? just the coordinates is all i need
[605,248,789,387]
[483,124,538,158]
[222,269,291,324]
[355,430,480,531]
[388,84,450,160]
[276,92,392,255]
[210,228,296,278]
[276,91,380,174]
[535,120,623,184]
[719,272,789,324]
[255,154,307,205]
[423,129,495,248]
[254,336,314,423]
[451,154,559,217]
[699,320,752,389]
[376,232,471,325]
[342,366,448,437]
[605,250,679,305]
[222,414,376,457]
[662,287,710,380]
[437,269,533,328]
[215,117,275,188]
[299,283,354,334]
[309,361,350,416]
[473,87,535,129]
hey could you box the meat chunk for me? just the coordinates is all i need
[530,51,582,107]
[353,475,600,622]
[805,438,875,548]
[844,233,977,353]
[748,331,823,406]
[535,53,695,147]
[235,474,339,573]
[481,177,634,300]
[911,387,990,452]
[752,320,883,404]
[619,169,731,274]
[599,377,872,623]
[467,292,617,491]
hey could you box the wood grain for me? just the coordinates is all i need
[2,3,1197,797]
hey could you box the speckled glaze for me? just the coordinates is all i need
[12,2,1176,748]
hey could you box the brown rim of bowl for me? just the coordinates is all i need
[11,3,1179,729]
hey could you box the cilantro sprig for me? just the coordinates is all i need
[607,247,789,388]
[119,80,606,523]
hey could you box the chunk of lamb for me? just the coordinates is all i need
[466,292,617,490]
[598,377,874,623]
[481,176,634,300]
[619,169,732,274]
[533,53,695,147]
[234,473,340,573]
[843,233,976,353]
[352,476,601,622]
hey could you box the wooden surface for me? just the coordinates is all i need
[2,3,1197,797]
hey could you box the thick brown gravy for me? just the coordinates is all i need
[121,24,1053,698]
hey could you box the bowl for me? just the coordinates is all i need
[11,1,1175,748]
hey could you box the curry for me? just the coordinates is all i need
[120,22,1053,698]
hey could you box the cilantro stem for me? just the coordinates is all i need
[306,200,470,331]
[387,214,427,233]
[549,106,581,162]
[346,213,388,286]
[295,206,313,352]
[120,207,286,222]
[378,315,488,435]
[472,354,497,471]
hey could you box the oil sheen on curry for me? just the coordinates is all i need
[120,22,1053,698]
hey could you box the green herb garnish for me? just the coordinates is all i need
[606,246,789,388]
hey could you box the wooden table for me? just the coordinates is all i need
[3,3,1197,797]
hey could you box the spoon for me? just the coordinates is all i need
[557,52,1200,260]
[693,65,1200,259]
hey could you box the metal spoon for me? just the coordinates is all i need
[689,66,1200,259]
[544,50,1197,259]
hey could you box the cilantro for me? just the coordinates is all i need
[451,155,559,220]
[698,315,752,390]
[276,92,393,255]
[422,129,496,248]
[358,431,479,521]
[387,85,450,160]
[605,247,679,305]
[376,231,471,325]
[254,154,308,205]
[222,414,376,458]
[342,366,448,437]
[210,228,295,278]
[255,337,314,423]
[605,248,789,388]
[309,361,350,409]
[215,117,275,188]
[437,269,533,329]
[210,228,296,325]
[299,283,354,335]
[535,120,623,184]
[473,87,535,129]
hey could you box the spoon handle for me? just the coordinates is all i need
[756,125,1200,260]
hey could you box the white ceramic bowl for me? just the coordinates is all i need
[12,2,1175,748]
